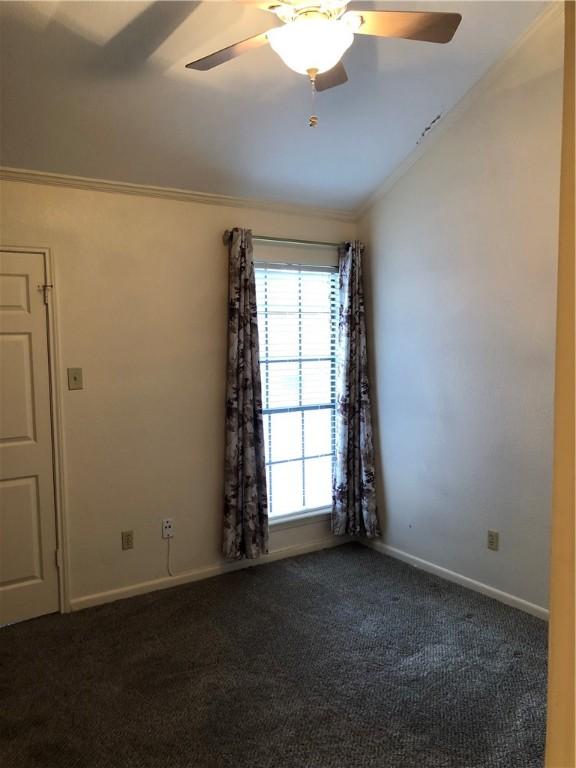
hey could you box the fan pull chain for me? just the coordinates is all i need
[308,68,319,128]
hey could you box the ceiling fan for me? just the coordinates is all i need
[185,1,462,93]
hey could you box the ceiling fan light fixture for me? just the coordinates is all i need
[267,18,353,76]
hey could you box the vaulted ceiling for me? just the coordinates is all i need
[0,1,548,209]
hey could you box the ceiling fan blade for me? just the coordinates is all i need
[315,62,349,92]
[348,10,462,44]
[186,31,271,70]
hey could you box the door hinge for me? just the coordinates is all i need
[55,549,63,569]
[39,283,54,305]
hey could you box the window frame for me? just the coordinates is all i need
[255,260,338,523]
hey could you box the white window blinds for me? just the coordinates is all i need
[255,263,338,517]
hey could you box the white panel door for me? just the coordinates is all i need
[0,249,59,625]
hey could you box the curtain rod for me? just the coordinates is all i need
[253,235,340,249]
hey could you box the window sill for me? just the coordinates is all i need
[269,507,331,531]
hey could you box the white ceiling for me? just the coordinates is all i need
[0,1,548,210]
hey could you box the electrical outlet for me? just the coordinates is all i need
[487,529,499,551]
[121,530,134,550]
[162,518,174,539]
[67,367,83,390]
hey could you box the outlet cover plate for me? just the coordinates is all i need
[121,530,134,550]
[162,518,174,539]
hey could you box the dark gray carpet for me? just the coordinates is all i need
[1,543,547,768]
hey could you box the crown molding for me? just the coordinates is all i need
[0,167,357,223]
[356,2,563,219]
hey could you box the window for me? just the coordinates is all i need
[255,263,338,518]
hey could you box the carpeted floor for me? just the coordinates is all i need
[1,543,547,768]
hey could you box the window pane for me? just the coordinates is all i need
[304,456,332,509]
[270,411,302,462]
[271,461,303,516]
[267,270,299,312]
[301,272,332,312]
[304,409,332,457]
[301,314,331,358]
[268,362,299,408]
[267,313,298,359]
[301,360,332,405]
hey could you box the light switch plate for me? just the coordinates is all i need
[487,529,499,551]
[67,367,83,390]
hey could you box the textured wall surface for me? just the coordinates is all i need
[359,9,564,609]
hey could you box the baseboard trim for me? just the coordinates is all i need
[70,536,346,612]
[362,540,549,620]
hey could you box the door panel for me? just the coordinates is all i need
[0,476,42,585]
[0,250,59,625]
[0,333,36,443]
[0,273,31,312]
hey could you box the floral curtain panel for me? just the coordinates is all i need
[332,241,380,538]
[222,228,269,559]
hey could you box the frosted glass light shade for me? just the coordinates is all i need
[268,19,354,75]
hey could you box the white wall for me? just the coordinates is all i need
[0,178,355,607]
[359,8,564,610]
